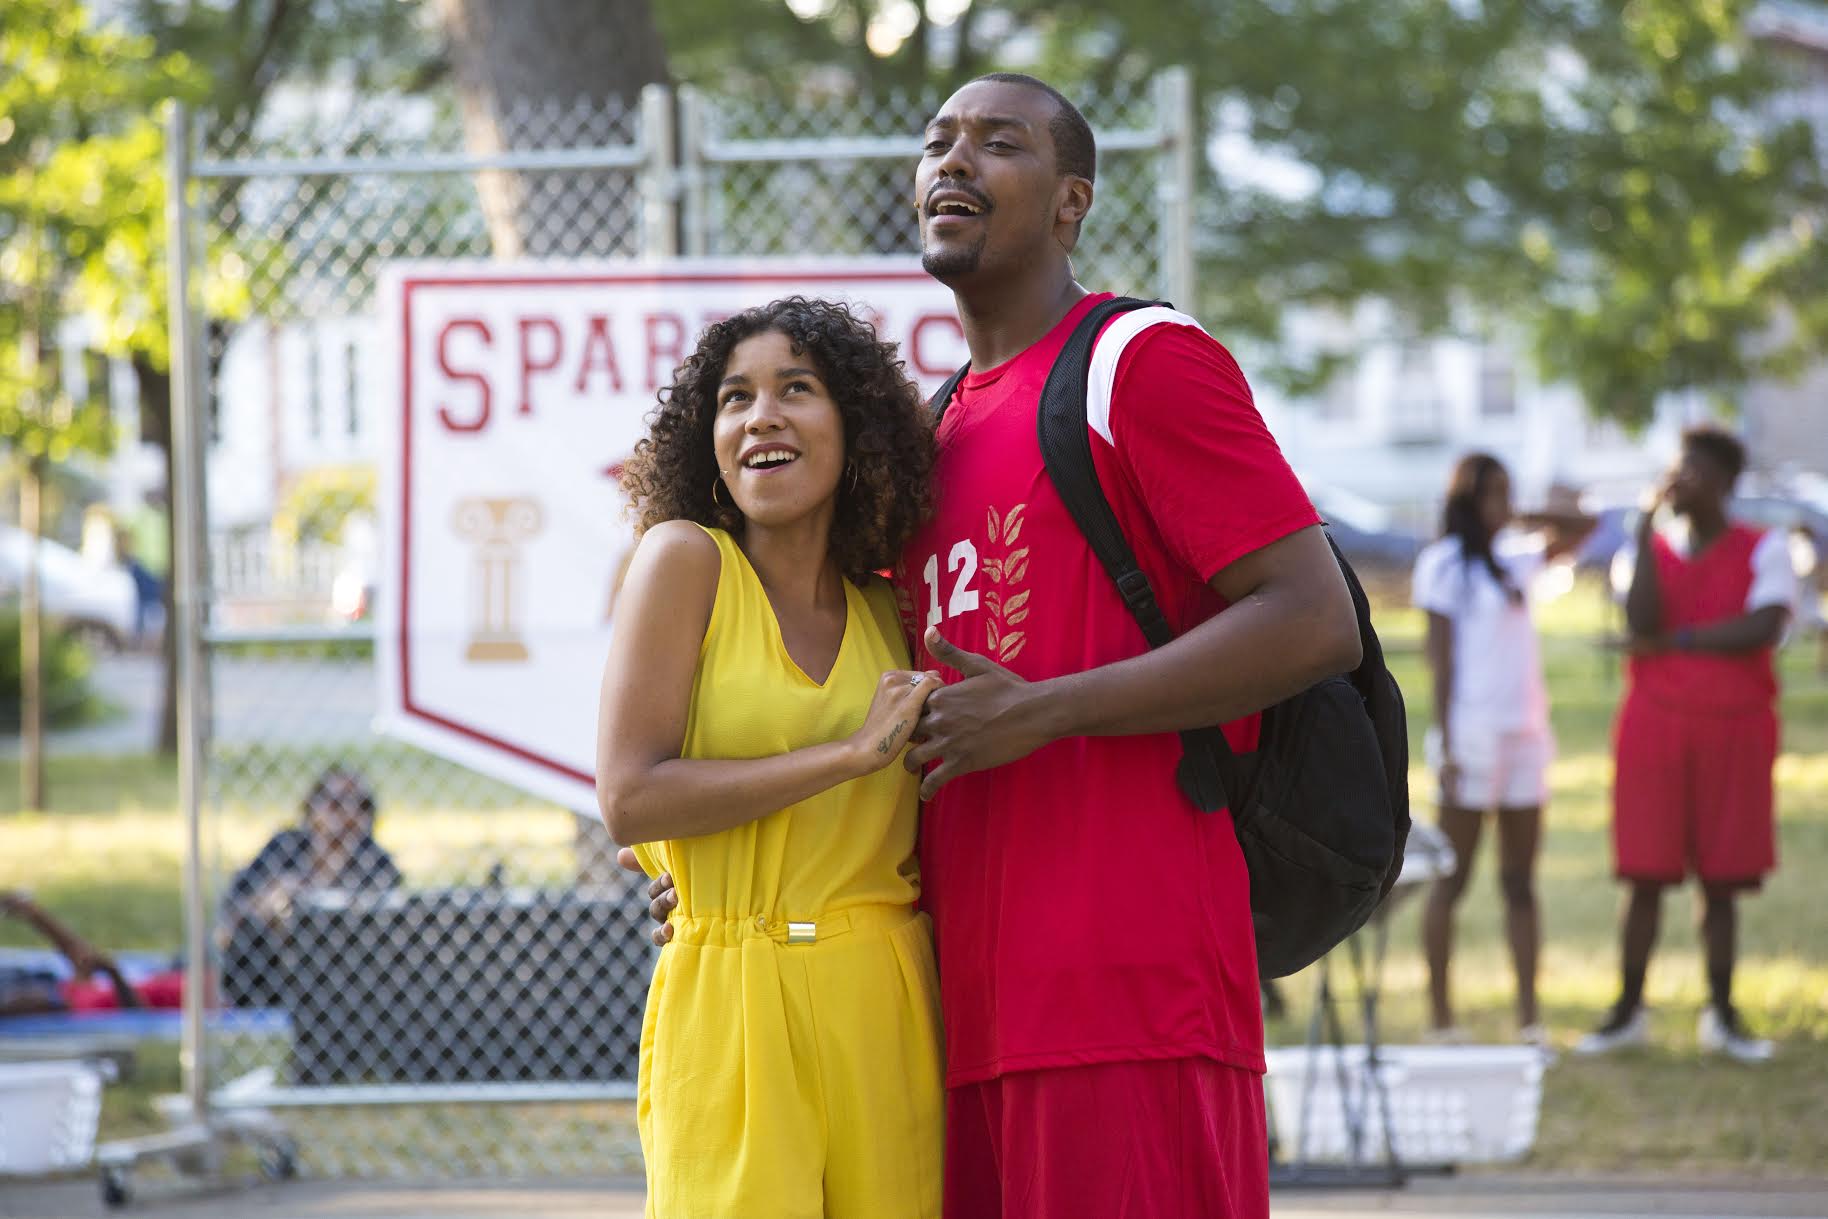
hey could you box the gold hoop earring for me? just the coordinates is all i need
[846,462,860,494]
[712,477,729,507]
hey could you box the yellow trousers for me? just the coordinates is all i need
[638,905,945,1219]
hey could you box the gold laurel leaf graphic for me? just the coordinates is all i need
[985,591,1003,616]
[1000,634,1026,662]
[1005,590,1031,614]
[1007,559,1030,583]
[987,620,1002,651]
[987,506,1001,542]
[982,559,1004,584]
[1003,504,1027,544]
[1006,608,1029,625]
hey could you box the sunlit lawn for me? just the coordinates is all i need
[2,578,1825,1174]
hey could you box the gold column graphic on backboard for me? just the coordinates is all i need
[453,497,544,662]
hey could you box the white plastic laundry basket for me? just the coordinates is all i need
[1265,1044,1545,1165]
[0,1060,108,1175]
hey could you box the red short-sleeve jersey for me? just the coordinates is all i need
[895,294,1320,1086]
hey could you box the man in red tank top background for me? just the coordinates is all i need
[1575,426,1799,1063]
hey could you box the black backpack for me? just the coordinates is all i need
[931,296,1410,979]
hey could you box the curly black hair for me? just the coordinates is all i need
[621,297,936,581]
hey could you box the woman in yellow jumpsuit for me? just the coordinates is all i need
[597,297,944,1218]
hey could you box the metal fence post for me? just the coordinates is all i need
[678,86,709,258]
[164,100,212,1128]
[640,83,678,259]
[1154,66,1196,309]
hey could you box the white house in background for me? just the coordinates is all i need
[50,314,382,620]
[1741,1,1828,480]
[1252,303,1696,533]
[208,316,381,528]
[52,314,380,526]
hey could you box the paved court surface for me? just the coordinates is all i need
[3,1175,1826,1219]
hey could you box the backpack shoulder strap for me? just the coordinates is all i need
[1036,297,1173,641]
[1035,296,1236,813]
[928,362,971,422]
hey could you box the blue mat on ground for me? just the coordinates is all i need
[0,947,178,982]
[0,1007,290,1040]
[0,949,290,1041]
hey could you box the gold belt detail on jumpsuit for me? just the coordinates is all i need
[666,904,916,948]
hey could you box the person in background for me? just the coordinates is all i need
[115,529,162,649]
[218,766,401,1009]
[1413,454,1592,1047]
[1576,426,1797,1062]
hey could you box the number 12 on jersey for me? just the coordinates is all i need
[921,540,980,628]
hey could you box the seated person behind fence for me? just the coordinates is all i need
[218,767,401,1009]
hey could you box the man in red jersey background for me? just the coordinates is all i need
[897,73,1359,1217]
[628,73,1362,1217]
[1575,426,1797,1065]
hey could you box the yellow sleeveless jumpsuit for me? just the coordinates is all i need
[631,526,944,1219]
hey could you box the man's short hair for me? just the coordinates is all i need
[969,72,1096,183]
[1682,423,1748,485]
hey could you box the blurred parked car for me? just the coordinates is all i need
[329,515,378,624]
[1600,492,1828,602]
[1590,495,1828,568]
[1307,484,1424,575]
[1731,494,1828,555]
[0,525,136,651]
[1574,505,1633,578]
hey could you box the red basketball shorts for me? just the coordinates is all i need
[943,1057,1269,1219]
[1613,691,1778,888]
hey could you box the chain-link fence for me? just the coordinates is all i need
[681,72,1191,305]
[168,74,1191,1180]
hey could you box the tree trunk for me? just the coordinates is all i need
[20,454,46,811]
[16,294,47,810]
[134,353,181,757]
[435,0,671,883]
[434,0,671,259]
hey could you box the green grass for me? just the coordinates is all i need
[2,579,1826,1174]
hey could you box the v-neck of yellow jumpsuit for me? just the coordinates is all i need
[631,526,943,1219]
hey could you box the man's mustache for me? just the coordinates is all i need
[922,182,993,215]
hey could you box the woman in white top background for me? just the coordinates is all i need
[1413,453,1592,1044]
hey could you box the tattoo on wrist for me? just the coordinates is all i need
[876,719,909,755]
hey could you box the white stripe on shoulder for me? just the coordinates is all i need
[1086,306,1207,446]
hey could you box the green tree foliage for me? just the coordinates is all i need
[273,464,376,548]
[0,4,201,459]
[3,2,438,754]
[657,0,1828,425]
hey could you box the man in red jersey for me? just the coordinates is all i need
[896,73,1360,1217]
[1575,426,1796,1065]
[627,73,1361,1216]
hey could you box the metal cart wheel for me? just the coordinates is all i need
[100,1166,133,1208]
